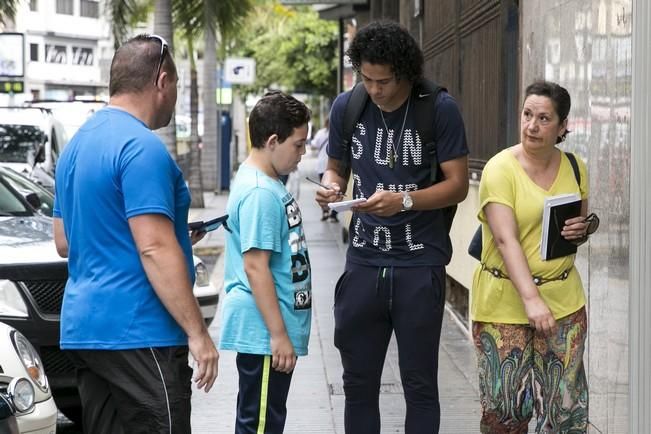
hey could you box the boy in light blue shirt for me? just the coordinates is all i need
[219,91,311,434]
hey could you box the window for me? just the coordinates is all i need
[80,0,99,18]
[72,47,94,66]
[29,0,38,11]
[45,45,67,64]
[29,44,39,62]
[56,0,73,15]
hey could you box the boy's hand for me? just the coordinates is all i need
[271,334,296,374]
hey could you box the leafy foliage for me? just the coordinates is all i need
[0,0,19,25]
[232,3,338,97]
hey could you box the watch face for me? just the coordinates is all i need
[403,193,413,210]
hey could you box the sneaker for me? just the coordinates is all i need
[321,210,330,221]
[329,214,339,223]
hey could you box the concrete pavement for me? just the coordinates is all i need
[188,154,482,433]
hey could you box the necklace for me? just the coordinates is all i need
[378,95,411,169]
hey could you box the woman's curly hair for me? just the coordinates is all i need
[346,21,423,83]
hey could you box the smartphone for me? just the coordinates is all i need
[188,214,229,232]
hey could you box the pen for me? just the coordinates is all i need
[305,176,344,195]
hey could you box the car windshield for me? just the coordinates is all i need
[0,179,31,216]
[0,125,45,163]
[0,168,54,216]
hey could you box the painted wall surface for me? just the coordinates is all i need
[522,1,631,432]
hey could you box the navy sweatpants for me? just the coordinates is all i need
[235,353,293,434]
[334,263,446,434]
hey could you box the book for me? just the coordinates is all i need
[540,193,582,260]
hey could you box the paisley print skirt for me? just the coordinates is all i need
[472,307,588,433]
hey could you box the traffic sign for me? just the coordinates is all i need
[224,57,256,85]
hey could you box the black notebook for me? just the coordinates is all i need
[540,193,582,260]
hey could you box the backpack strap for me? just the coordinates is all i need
[411,79,445,183]
[564,151,581,186]
[340,82,369,172]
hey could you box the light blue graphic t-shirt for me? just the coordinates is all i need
[219,164,312,356]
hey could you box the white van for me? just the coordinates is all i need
[0,107,68,191]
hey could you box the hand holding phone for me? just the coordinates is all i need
[188,214,229,233]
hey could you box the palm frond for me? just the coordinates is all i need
[0,0,19,26]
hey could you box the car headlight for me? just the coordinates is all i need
[194,262,210,287]
[7,378,35,413]
[11,330,48,392]
[0,280,28,317]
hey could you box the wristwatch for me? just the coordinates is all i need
[401,191,414,211]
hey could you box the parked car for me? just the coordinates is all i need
[0,166,219,425]
[0,322,58,434]
[0,165,54,217]
[0,391,19,434]
[0,107,68,191]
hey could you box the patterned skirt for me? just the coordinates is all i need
[472,307,588,433]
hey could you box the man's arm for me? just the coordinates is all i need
[53,217,68,258]
[243,248,296,374]
[128,214,218,391]
[354,155,469,217]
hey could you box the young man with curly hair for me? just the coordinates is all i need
[315,21,469,433]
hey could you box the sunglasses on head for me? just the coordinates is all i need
[147,34,169,86]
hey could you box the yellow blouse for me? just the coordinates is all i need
[470,147,588,324]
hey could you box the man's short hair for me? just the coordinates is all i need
[109,34,177,96]
[346,21,424,83]
[248,91,311,149]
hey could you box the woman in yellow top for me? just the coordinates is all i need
[471,81,598,433]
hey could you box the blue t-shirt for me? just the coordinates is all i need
[53,107,193,350]
[219,164,312,356]
[328,89,469,266]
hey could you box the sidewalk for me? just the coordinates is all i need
[189,155,481,433]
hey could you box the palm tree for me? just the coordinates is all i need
[152,0,177,159]
[107,0,252,203]
[0,0,19,26]
[107,0,176,158]
[174,0,253,204]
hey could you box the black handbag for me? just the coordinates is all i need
[468,226,482,260]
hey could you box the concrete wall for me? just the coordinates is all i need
[521,1,632,432]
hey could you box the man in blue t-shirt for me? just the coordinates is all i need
[219,91,311,434]
[315,22,469,434]
[52,34,218,434]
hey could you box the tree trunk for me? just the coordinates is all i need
[153,0,177,159]
[202,6,219,191]
[187,38,204,207]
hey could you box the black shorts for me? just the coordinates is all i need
[68,346,193,434]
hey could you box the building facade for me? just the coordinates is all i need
[1,0,111,103]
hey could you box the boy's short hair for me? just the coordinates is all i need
[249,91,311,149]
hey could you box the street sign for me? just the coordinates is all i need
[0,33,25,78]
[224,57,256,85]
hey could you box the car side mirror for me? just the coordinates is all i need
[34,144,46,163]
[24,192,42,210]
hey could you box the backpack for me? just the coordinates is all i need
[467,151,582,260]
[341,78,458,232]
